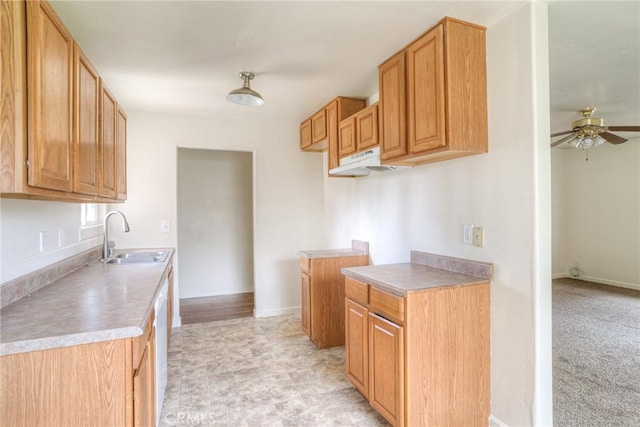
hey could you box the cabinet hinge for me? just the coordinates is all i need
[25,160,30,167]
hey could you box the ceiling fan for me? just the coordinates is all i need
[550,107,640,149]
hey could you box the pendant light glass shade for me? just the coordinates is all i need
[226,72,264,107]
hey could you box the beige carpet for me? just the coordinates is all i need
[553,278,640,426]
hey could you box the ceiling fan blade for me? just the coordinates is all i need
[600,132,628,144]
[551,133,577,147]
[607,125,640,132]
[551,130,574,137]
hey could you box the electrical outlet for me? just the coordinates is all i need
[39,231,47,252]
[463,225,473,245]
[58,228,65,248]
[473,226,484,247]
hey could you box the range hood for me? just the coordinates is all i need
[329,147,402,176]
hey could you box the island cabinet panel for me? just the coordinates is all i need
[26,0,74,192]
[299,253,369,348]
[0,340,129,426]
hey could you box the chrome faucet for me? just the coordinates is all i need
[103,210,130,259]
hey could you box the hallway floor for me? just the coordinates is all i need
[160,314,389,426]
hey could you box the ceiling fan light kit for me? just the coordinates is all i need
[550,106,640,150]
[226,72,264,107]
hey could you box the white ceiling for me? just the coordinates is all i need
[51,1,640,142]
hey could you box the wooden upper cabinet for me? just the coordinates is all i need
[116,106,127,200]
[378,51,407,161]
[355,103,379,151]
[1,0,127,202]
[98,82,117,199]
[326,100,340,170]
[311,108,327,144]
[407,25,445,154]
[338,117,356,158]
[26,0,74,192]
[300,119,312,150]
[73,44,99,196]
[300,97,366,156]
[378,17,487,166]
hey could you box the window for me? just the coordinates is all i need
[81,204,100,226]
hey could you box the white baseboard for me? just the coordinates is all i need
[553,273,640,291]
[489,415,509,427]
[253,305,300,318]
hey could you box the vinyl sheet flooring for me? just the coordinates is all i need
[160,314,389,426]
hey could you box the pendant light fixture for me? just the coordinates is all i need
[226,72,264,107]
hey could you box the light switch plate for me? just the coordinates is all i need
[463,225,473,245]
[160,220,171,233]
[473,226,484,247]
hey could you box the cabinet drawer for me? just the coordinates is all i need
[132,311,154,368]
[299,256,310,273]
[370,287,404,324]
[345,277,368,305]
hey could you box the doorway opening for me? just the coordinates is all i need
[176,148,255,324]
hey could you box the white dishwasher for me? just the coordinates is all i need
[154,278,169,425]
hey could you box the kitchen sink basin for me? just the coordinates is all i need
[103,251,168,264]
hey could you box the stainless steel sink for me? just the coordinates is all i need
[102,251,168,264]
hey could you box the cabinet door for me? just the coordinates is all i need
[326,100,340,171]
[98,82,117,198]
[133,333,156,427]
[301,272,311,337]
[356,104,378,151]
[378,51,406,161]
[338,117,356,158]
[300,119,312,150]
[345,298,368,398]
[167,266,174,344]
[311,108,327,143]
[73,45,99,195]
[369,313,404,427]
[26,0,74,192]
[116,106,127,200]
[407,24,445,154]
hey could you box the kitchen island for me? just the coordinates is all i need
[342,250,492,427]
[0,247,174,427]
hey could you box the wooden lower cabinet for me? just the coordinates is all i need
[300,271,311,336]
[344,277,490,426]
[0,313,157,426]
[369,313,404,426]
[134,333,156,427]
[299,254,369,348]
[345,298,369,397]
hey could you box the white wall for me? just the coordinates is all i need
[552,139,640,289]
[177,148,254,298]
[0,199,103,283]
[323,4,552,426]
[110,110,325,318]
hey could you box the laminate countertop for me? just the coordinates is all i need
[299,239,370,259]
[0,248,174,356]
[342,250,493,297]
